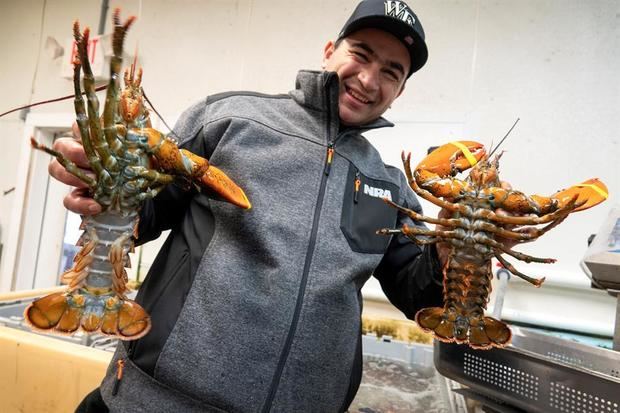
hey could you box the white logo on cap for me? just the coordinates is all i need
[384,1,416,27]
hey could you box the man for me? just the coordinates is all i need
[58,1,444,411]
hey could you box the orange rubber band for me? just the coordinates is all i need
[577,183,608,199]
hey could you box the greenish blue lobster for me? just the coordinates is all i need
[24,9,251,341]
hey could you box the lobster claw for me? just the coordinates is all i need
[411,141,487,199]
[552,178,608,212]
[416,141,486,178]
[143,129,252,210]
[179,149,252,210]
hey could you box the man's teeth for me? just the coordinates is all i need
[348,88,370,103]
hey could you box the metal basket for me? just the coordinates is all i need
[435,326,620,413]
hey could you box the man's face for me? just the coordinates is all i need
[322,28,410,126]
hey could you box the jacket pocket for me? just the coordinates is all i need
[130,246,191,376]
[340,164,399,254]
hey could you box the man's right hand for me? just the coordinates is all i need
[49,123,102,215]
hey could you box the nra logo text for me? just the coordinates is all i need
[364,184,392,201]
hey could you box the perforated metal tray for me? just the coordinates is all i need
[435,326,620,413]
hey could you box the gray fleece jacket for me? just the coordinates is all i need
[99,70,443,412]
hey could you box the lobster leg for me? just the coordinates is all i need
[477,195,580,226]
[30,138,96,188]
[398,224,462,242]
[71,58,106,180]
[135,187,167,202]
[476,208,572,242]
[74,25,119,177]
[494,253,545,286]
[382,197,563,245]
[103,11,137,155]
[475,222,542,242]
[494,244,555,264]
[397,222,556,264]
[481,187,558,215]
[381,198,569,251]
[382,198,462,228]
[125,166,176,185]
[119,167,176,207]
[376,228,443,245]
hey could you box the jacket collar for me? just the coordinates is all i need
[289,70,394,132]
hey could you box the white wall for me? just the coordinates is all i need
[0,0,618,332]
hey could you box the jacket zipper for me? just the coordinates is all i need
[262,77,337,412]
[262,142,335,412]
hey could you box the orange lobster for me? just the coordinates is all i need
[380,141,608,349]
[24,10,250,341]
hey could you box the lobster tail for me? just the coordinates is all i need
[415,308,512,349]
[24,291,150,340]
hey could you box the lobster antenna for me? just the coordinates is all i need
[131,43,139,80]
[488,117,520,157]
[141,89,180,140]
[0,85,108,118]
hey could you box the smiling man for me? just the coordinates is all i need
[324,0,428,126]
[324,28,410,125]
[59,1,445,412]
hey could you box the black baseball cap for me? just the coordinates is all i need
[338,0,428,77]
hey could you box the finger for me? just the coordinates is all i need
[64,188,102,215]
[435,241,451,269]
[500,181,512,190]
[49,159,95,188]
[72,122,82,141]
[513,227,539,237]
[438,208,451,219]
[495,208,517,231]
[52,137,90,168]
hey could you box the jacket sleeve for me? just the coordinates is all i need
[135,97,216,245]
[373,170,444,320]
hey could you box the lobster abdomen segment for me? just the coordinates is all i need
[415,251,512,350]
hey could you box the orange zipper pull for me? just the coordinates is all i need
[112,359,125,396]
[354,171,361,203]
[324,143,334,175]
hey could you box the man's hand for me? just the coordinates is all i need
[49,123,102,215]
